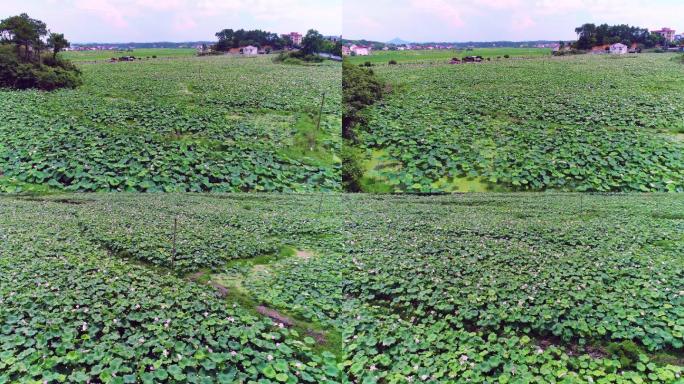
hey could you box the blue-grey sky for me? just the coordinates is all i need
[344,0,684,42]
[3,0,342,43]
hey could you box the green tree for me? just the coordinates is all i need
[0,13,47,61]
[0,14,80,90]
[47,32,69,59]
[301,29,323,55]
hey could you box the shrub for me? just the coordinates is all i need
[606,341,644,369]
[388,60,397,65]
[283,57,304,65]
[273,51,323,64]
[0,44,81,90]
[504,54,510,58]
[363,61,373,67]
[341,144,365,192]
[343,60,384,140]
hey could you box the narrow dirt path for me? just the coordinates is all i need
[188,249,331,345]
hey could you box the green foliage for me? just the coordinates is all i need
[46,32,69,59]
[606,340,645,369]
[0,55,341,192]
[214,28,285,51]
[345,47,552,65]
[357,53,684,192]
[340,144,365,192]
[574,23,664,49]
[301,29,324,56]
[274,50,324,64]
[342,60,383,140]
[3,193,682,383]
[0,14,80,90]
[0,194,345,383]
[338,193,684,382]
[61,48,195,62]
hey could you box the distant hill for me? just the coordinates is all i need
[387,37,411,45]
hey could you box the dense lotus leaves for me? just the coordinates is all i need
[336,194,684,383]
[2,193,683,383]
[360,54,684,192]
[0,195,345,384]
[0,55,341,192]
[72,193,344,274]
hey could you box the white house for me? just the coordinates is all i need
[242,45,258,56]
[350,44,371,56]
[609,43,628,55]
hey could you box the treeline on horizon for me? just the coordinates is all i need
[212,28,341,56]
[573,23,668,49]
[345,23,678,50]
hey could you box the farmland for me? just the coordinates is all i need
[352,52,684,192]
[2,193,683,383]
[345,47,552,65]
[0,193,346,383]
[61,48,197,62]
[0,53,341,193]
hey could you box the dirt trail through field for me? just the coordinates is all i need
[296,250,314,260]
[188,249,329,344]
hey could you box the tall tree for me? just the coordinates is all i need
[574,23,661,49]
[0,13,47,61]
[47,32,69,59]
[301,29,323,55]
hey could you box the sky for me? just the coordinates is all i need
[2,0,342,43]
[344,0,684,42]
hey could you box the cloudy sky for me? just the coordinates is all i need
[3,0,342,43]
[344,0,684,42]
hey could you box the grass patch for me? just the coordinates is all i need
[278,113,337,167]
[209,245,343,358]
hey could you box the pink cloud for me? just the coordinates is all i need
[511,14,535,30]
[172,14,197,31]
[409,0,465,28]
[74,0,131,28]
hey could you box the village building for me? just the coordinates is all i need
[242,45,258,56]
[653,27,676,42]
[590,44,610,53]
[609,43,628,55]
[341,46,351,56]
[350,44,371,56]
[283,32,302,46]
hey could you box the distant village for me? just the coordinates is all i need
[67,26,683,58]
[342,26,683,57]
[67,32,343,54]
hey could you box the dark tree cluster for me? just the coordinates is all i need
[573,23,666,50]
[273,30,342,64]
[341,60,385,192]
[0,13,81,90]
[213,29,287,51]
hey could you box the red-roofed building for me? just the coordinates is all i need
[285,32,302,46]
[653,27,676,42]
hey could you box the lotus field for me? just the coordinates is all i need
[1,193,683,383]
[357,53,684,192]
[0,54,341,193]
